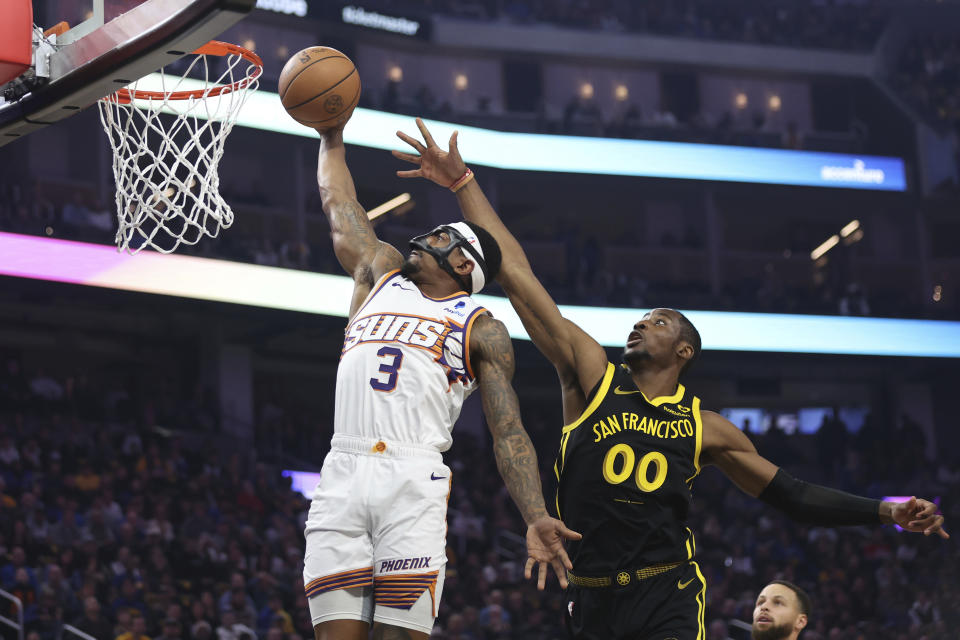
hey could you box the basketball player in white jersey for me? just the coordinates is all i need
[304,125,580,640]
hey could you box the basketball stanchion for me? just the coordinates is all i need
[98,40,263,254]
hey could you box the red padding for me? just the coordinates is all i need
[0,0,33,86]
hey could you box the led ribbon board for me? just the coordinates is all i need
[130,74,907,190]
[2,232,956,357]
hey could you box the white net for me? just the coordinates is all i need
[97,44,261,254]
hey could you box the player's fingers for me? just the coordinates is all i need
[524,556,535,580]
[449,131,465,164]
[558,524,583,540]
[538,561,547,591]
[551,557,568,589]
[416,117,438,148]
[396,169,422,179]
[390,150,422,164]
[920,515,947,537]
[913,500,937,517]
[395,130,425,153]
[909,512,942,527]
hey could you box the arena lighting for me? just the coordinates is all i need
[614,84,629,101]
[282,470,321,498]
[365,193,412,221]
[735,92,748,109]
[388,65,403,82]
[123,73,908,190]
[2,232,959,358]
[812,219,862,260]
[579,83,595,100]
[810,234,839,260]
[454,73,468,91]
[840,219,860,237]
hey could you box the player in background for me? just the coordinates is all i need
[393,118,948,640]
[304,123,579,640]
[752,581,811,640]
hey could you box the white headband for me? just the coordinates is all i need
[446,221,486,294]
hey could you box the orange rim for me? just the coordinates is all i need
[109,40,263,104]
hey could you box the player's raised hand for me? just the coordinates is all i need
[524,516,582,590]
[393,117,467,187]
[886,497,949,538]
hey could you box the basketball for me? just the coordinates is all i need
[278,46,361,131]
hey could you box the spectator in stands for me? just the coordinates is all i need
[73,596,117,640]
[191,620,214,640]
[117,614,151,640]
[156,618,184,640]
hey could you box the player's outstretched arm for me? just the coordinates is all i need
[393,118,607,396]
[470,313,582,589]
[701,411,948,538]
[317,128,402,316]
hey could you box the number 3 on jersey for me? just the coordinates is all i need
[602,443,668,492]
[370,346,404,391]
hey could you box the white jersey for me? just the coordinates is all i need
[334,270,487,451]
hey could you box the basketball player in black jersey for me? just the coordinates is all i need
[393,119,948,640]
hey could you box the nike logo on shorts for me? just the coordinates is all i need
[613,386,640,395]
[677,577,696,590]
[430,473,446,481]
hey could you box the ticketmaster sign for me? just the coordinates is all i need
[340,5,424,36]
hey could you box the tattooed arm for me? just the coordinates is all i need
[470,313,581,588]
[471,313,548,524]
[318,129,403,317]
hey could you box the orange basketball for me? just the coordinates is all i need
[278,46,361,131]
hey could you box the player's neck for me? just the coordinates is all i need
[626,364,681,400]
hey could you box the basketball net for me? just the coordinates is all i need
[98,41,262,254]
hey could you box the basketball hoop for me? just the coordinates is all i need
[98,41,263,254]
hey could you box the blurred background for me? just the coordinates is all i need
[1,1,959,639]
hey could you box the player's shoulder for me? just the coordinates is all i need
[467,312,513,362]
[470,311,508,342]
[699,409,752,453]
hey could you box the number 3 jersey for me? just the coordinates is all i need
[335,269,488,452]
[555,362,705,572]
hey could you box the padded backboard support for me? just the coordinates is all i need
[0,0,256,147]
[0,0,33,86]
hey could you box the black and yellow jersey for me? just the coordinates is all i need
[554,362,704,573]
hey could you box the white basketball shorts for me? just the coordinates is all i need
[303,434,451,634]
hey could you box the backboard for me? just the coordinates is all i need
[0,0,256,147]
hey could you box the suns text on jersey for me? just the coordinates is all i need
[593,412,695,443]
[343,313,453,355]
